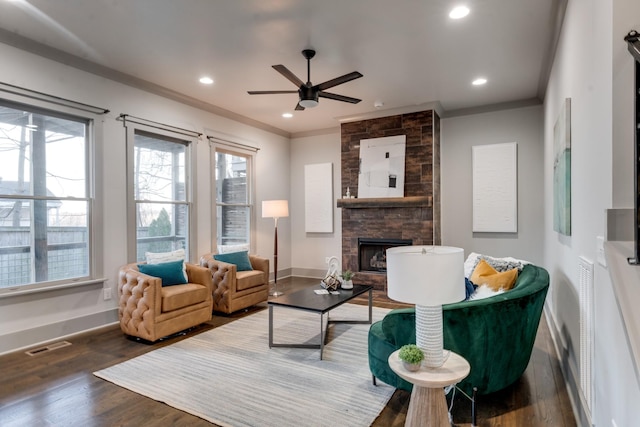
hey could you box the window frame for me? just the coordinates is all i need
[209,140,257,254]
[0,97,103,296]
[124,120,198,263]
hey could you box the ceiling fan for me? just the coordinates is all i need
[248,49,363,110]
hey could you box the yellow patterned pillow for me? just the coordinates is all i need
[470,259,518,291]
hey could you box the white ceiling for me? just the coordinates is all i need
[0,0,562,136]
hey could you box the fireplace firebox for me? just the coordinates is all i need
[358,238,412,273]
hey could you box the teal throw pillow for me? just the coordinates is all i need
[213,251,254,271]
[138,260,188,286]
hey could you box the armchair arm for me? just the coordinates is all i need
[249,255,269,282]
[186,263,213,295]
[118,263,162,340]
[200,253,238,294]
[380,307,416,347]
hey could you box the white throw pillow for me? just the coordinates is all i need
[145,248,185,264]
[469,284,505,301]
[217,244,250,254]
[145,249,187,282]
[464,252,481,278]
[464,251,531,278]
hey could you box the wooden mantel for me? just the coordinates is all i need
[336,195,432,209]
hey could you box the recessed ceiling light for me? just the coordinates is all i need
[472,78,487,86]
[199,76,214,85]
[449,6,470,19]
[282,113,293,118]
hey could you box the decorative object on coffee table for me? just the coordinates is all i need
[262,199,289,297]
[321,256,341,291]
[321,274,340,291]
[341,269,354,289]
[398,344,424,372]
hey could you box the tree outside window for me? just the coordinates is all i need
[0,103,91,288]
[133,131,189,261]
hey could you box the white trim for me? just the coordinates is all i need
[207,132,260,154]
[0,309,118,356]
[0,98,101,293]
[0,277,106,299]
[122,119,199,262]
[118,114,201,138]
[0,81,109,115]
[210,142,257,254]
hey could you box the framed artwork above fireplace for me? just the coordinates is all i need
[358,135,406,198]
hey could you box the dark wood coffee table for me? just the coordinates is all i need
[268,284,373,360]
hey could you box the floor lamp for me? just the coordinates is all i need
[386,245,465,368]
[262,200,289,297]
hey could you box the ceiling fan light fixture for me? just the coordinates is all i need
[248,49,363,109]
[299,99,319,108]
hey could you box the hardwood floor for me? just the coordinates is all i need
[0,277,576,426]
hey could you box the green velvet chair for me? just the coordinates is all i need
[368,263,549,396]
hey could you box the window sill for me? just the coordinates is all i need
[0,277,107,299]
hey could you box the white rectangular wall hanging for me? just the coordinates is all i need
[358,135,406,198]
[472,142,518,232]
[304,162,333,233]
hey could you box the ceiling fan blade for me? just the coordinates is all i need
[316,71,363,91]
[247,90,298,95]
[272,65,305,87]
[318,91,362,104]
[295,102,305,111]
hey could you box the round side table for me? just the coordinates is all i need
[388,349,470,427]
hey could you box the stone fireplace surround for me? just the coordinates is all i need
[338,109,440,291]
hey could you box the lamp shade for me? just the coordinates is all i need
[386,245,465,306]
[262,200,289,219]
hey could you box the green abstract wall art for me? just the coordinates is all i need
[553,98,571,236]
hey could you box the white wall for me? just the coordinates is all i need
[0,41,290,354]
[289,131,342,276]
[612,0,638,208]
[543,0,640,426]
[440,105,544,264]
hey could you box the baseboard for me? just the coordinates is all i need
[544,305,593,427]
[267,268,293,282]
[290,268,324,279]
[0,308,119,356]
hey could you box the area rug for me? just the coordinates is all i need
[94,303,394,427]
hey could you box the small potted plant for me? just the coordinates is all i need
[341,270,354,289]
[398,344,424,372]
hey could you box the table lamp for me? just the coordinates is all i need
[386,245,465,368]
[262,199,289,297]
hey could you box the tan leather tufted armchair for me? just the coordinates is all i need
[118,262,213,342]
[200,253,269,314]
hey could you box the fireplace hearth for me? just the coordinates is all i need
[358,238,412,273]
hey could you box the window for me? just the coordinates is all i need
[0,101,92,289]
[132,130,190,261]
[215,150,253,251]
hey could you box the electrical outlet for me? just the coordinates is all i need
[103,288,112,300]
